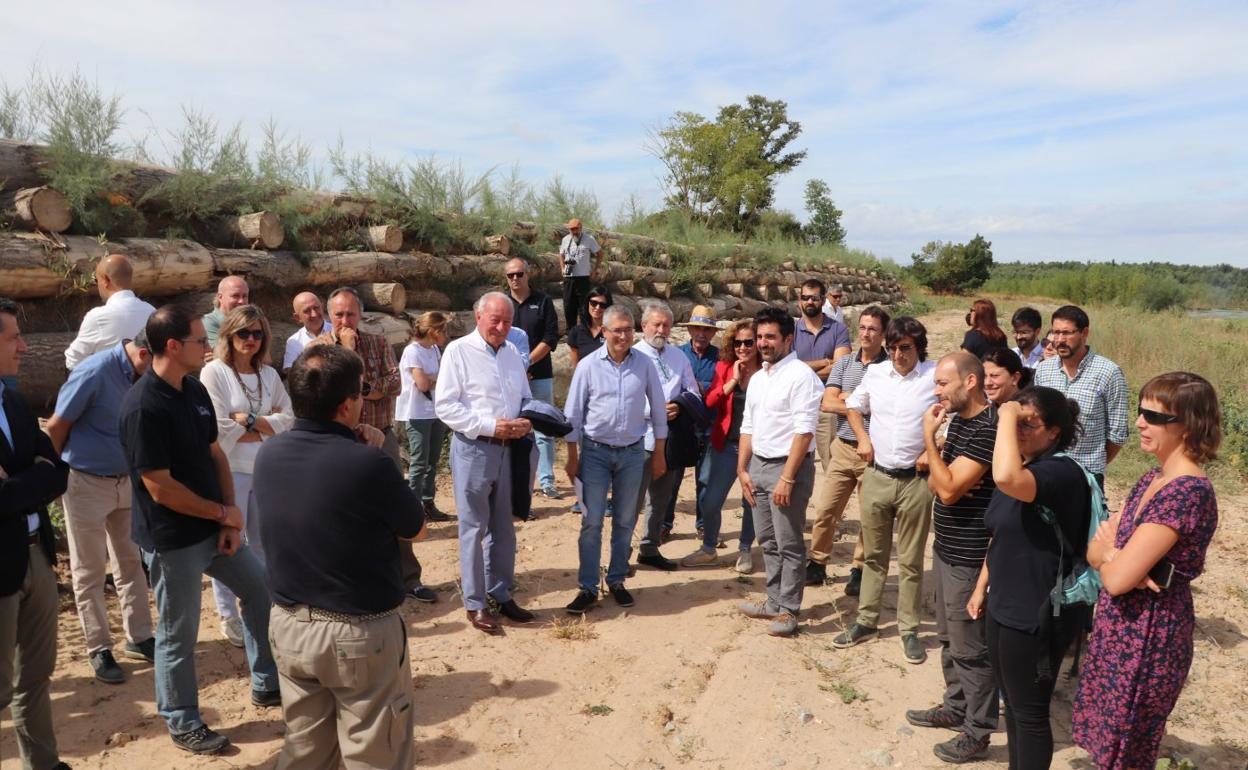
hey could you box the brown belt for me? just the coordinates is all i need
[277,603,400,624]
[457,433,510,447]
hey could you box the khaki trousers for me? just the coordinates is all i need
[270,607,414,770]
[62,469,153,653]
[809,437,867,568]
[855,467,933,635]
[814,412,835,471]
[0,542,61,770]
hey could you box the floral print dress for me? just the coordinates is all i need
[1072,470,1218,770]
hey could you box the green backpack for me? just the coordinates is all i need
[1034,453,1109,617]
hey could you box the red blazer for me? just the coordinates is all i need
[705,360,744,451]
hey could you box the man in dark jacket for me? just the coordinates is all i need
[504,257,561,498]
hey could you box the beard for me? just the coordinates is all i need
[644,333,667,351]
[802,304,823,319]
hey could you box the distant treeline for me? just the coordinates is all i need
[982,262,1248,311]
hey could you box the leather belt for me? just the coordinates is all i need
[871,462,918,479]
[837,436,859,447]
[277,603,400,624]
[585,437,641,450]
[79,469,127,480]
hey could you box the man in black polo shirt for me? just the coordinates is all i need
[255,343,425,769]
[504,257,561,498]
[119,304,279,756]
[906,350,999,764]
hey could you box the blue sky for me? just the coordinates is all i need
[4,0,1246,266]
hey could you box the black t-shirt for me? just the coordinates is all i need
[933,405,998,567]
[509,289,559,380]
[961,329,1007,359]
[566,323,605,360]
[120,370,222,552]
[984,453,1092,633]
[254,419,425,614]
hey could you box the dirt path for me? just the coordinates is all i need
[5,308,1246,769]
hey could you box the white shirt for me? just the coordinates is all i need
[283,321,333,370]
[821,300,844,326]
[199,361,294,475]
[558,233,601,278]
[632,339,699,451]
[1013,344,1044,369]
[396,341,441,421]
[846,359,938,469]
[64,290,156,370]
[740,352,824,458]
[435,329,531,440]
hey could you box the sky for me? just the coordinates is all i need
[4,0,1247,267]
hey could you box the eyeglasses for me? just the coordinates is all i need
[180,336,209,347]
[605,326,633,336]
[732,338,755,348]
[1043,339,1056,348]
[799,294,824,303]
[235,329,265,341]
[588,299,609,308]
[1050,328,1081,338]
[1138,406,1180,426]
[886,343,915,353]
[506,271,525,279]
[1018,420,1047,433]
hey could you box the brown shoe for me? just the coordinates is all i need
[467,609,501,634]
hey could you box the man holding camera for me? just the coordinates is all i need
[558,218,603,329]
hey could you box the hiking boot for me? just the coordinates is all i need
[122,637,156,663]
[251,688,281,708]
[844,566,863,596]
[89,650,125,684]
[607,583,635,608]
[637,553,678,571]
[768,612,799,637]
[906,705,963,730]
[423,501,453,522]
[679,547,718,568]
[933,732,990,764]
[902,633,927,664]
[171,725,230,755]
[408,584,438,603]
[738,600,779,620]
[804,560,827,586]
[734,550,754,574]
[221,617,244,648]
[565,589,597,614]
[830,622,878,649]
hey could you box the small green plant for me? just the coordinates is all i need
[582,703,613,716]
[1154,757,1197,770]
[819,682,867,704]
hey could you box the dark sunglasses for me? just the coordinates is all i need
[506,271,525,279]
[799,294,824,302]
[830,293,843,299]
[732,338,755,348]
[1138,406,1180,426]
[235,329,265,341]
[588,299,610,308]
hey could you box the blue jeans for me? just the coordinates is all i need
[406,418,446,502]
[577,439,645,592]
[528,378,557,489]
[697,441,755,552]
[144,536,277,735]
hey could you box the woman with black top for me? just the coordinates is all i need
[566,285,612,368]
[967,386,1091,770]
[961,299,1009,358]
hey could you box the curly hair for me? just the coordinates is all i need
[718,319,758,363]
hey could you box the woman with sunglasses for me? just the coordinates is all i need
[566,285,613,369]
[1040,330,1058,361]
[200,305,293,647]
[680,319,759,573]
[1073,373,1221,770]
[982,348,1033,406]
[970,386,1091,769]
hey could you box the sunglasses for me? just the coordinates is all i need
[235,329,265,341]
[506,271,525,279]
[830,294,843,299]
[1138,406,1180,426]
[732,338,756,348]
[887,343,915,353]
[799,294,824,303]
[588,299,609,308]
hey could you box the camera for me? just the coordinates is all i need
[563,254,578,278]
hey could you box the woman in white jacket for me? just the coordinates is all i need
[200,305,293,647]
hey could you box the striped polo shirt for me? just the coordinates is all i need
[933,404,998,567]
[825,347,889,443]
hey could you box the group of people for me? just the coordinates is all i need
[0,240,1224,770]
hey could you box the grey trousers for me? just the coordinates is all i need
[385,425,423,589]
[935,552,999,741]
[0,542,61,770]
[636,450,682,557]
[749,454,815,615]
[450,435,516,611]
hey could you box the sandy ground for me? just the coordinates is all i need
[5,309,1247,770]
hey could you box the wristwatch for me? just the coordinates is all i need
[245,413,257,432]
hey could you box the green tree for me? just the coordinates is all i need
[802,179,846,245]
[909,234,994,294]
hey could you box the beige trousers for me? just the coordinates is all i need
[809,436,867,568]
[0,542,61,770]
[62,469,153,653]
[855,467,934,635]
[814,412,835,471]
[270,607,414,770]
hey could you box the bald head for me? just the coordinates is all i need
[940,350,985,384]
[95,254,134,299]
[216,276,250,313]
[291,291,325,334]
[934,351,988,416]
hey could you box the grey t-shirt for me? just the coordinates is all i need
[559,233,601,278]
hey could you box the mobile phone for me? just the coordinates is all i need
[1147,559,1174,589]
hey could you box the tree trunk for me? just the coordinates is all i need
[359,313,412,348]
[610,280,635,296]
[406,288,452,311]
[360,224,402,253]
[10,331,74,412]
[211,211,284,249]
[354,283,406,314]
[8,187,73,232]
[0,233,214,300]
[484,234,511,256]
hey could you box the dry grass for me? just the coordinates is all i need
[548,615,599,641]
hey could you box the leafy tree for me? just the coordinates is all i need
[802,178,845,245]
[910,234,994,294]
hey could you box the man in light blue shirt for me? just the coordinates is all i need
[563,305,668,613]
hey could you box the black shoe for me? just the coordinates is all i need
[933,732,990,764]
[51,763,73,770]
[408,584,438,603]
[497,599,535,623]
[902,633,928,664]
[423,501,453,522]
[804,560,827,586]
[906,705,963,730]
[659,526,674,544]
[122,637,156,663]
[607,583,634,608]
[565,589,597,614]
[90,649,125,684]
[171,725,230,755]
[830,622,878,649]
[845,566,863,597]
[637,553,678,571]
[251,688,281,708]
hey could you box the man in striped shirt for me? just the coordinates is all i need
[906,351,999,763]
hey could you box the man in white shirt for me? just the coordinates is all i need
[282,292,331,372]
[64,254,156,370]
[833,317,937,665]
[736,308,824,637]
[435,292,536,635]
[558,218,603,329]
[821,283,846,326]
[631,302,698,572]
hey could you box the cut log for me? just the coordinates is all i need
[651,281,672,299]
[361,224,402,253]
[354,283,406,314]
[610,280,635,296]
[359,313,412,348]
[695,283,713,299]
[484,234,511,256]
[213,211,284,250]
[724,283,745,298]
[406,288,452,311]
[0,233,214,300]
[9,187,72,232]
[511,221,538,244]
[9,331,75,411]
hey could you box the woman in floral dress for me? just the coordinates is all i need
[1073,372,1222,770]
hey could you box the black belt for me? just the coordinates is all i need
[77,469,127,480]
[585,437,641,450]
[755,455,787,463]
[457,432,510,447]
[871,462,918,479]
[837,436,858,447]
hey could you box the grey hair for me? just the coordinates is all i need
[640,300,673,324]
[327,286,362,310]
[475,291,514,314]
[603,305,634,327]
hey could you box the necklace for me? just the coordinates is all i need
[232,365,264,414]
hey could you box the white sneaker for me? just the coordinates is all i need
[221,617,244,648]
[734,550,754,575]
